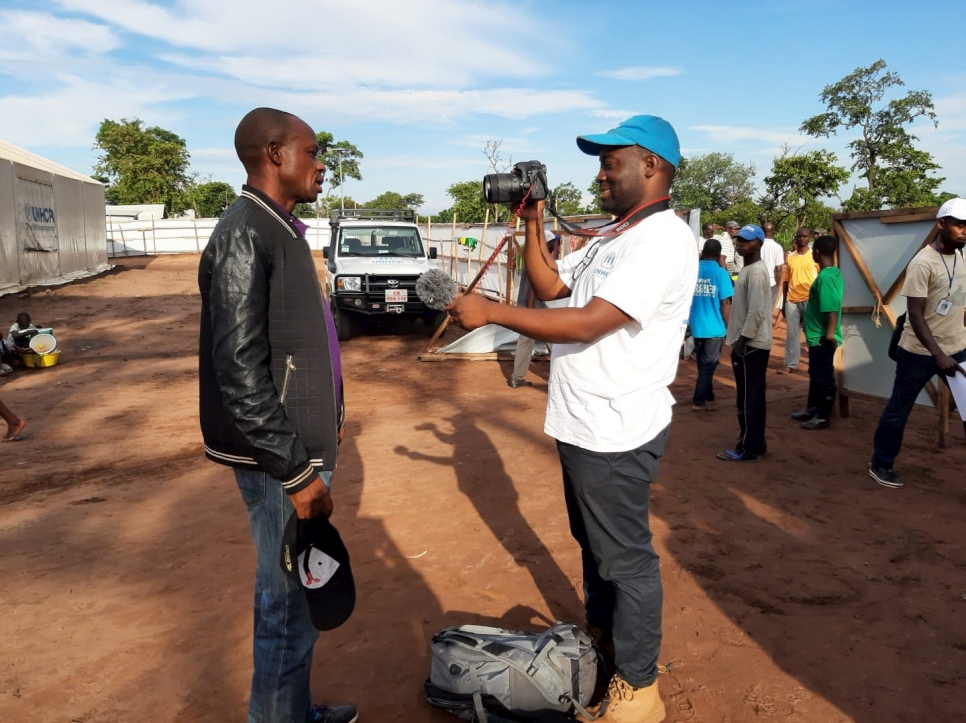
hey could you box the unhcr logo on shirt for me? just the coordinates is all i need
[594,251,618,279]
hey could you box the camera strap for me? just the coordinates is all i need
[546,196,671,239]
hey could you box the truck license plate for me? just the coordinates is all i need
[385,289,408,302]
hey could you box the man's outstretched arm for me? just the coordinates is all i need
[448,294,630,345]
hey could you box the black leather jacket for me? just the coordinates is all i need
[198,186,343,494]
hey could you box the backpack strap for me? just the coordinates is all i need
[470,666,490,723]
[442,634,571,709]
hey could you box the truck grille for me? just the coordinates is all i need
[366,275,419,293]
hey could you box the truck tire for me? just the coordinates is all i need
[333,304,356,341]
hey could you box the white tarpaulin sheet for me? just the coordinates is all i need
[437,324,550,355]
[17,178,59,252]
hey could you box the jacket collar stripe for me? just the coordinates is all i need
[240,190,299,239]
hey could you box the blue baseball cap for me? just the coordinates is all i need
[576,115,681,168]
[735,224,764,242]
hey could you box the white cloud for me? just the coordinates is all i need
[55,0,550,87]
[0,75,195,147]
[265,87,603,124]
[590,109,640,121]
[0,10,119,60]
[690,124,808,148]
[596,66,681,81]
[917,92,966,194]
[364,156,482,171]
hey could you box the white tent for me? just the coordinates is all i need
[0,140,110,295]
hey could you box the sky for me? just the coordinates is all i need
[1,0,963,215]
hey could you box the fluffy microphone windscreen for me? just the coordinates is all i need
[415,268,458,311]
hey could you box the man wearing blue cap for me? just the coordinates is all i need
[717,225,772,462]
[449,115,697,723]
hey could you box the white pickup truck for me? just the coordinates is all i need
[324,208,444,340]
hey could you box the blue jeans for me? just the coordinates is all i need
[692,337,723,405]
[871,346,966,468]
[234,468,333,723]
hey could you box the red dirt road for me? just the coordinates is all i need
[1,255,965,722]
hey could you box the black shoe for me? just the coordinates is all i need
[308,704,359,723]
[801,418,829,430]
[791,409,817,422]
[869,465,902,489]
[508,378,533,388]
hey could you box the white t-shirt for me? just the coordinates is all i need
[761,238,785,287]
[546,209,698,452]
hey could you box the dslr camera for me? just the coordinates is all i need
[483,160,548,205]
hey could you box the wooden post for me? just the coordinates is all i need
[426,234,512,351]
[450,213,457,277]
[939,382,951,448]
[505,239,515,305]
[476,208,490,289]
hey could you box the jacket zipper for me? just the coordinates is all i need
[279,354,296,406]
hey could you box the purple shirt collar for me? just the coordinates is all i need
[243,184,309,238]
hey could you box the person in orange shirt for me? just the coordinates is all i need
[780,227,820,373]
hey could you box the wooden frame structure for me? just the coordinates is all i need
[833,205,955,446]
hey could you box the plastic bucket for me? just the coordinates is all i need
[29,333,57,354]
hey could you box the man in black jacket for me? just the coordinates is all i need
[198,108,357,723]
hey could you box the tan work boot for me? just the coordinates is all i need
[578,674,665,723]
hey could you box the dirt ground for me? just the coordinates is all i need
[2,254,966,722]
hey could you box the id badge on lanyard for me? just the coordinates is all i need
[935,242,958,316]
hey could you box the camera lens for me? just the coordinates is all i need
[482,173,519,204]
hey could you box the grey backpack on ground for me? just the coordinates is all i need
[424,622,597,722]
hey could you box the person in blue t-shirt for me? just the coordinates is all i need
[689,239,734,410]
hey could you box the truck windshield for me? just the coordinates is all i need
[338,227,424,257]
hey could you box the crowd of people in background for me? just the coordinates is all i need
[685,199,966,492]
[690,221,844,461]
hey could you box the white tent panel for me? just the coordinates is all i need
[0,139,109,295]
[53,173,89,275]
[838,211,939,410]
[437,324,550,355]
[14,162,60,284]
[83,182,108,270]
[0,159,19,290]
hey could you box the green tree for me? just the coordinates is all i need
[317,132,363,213]
[191,181,237,218]
[365,191,424,211]
[584,179,603,214]
[551,181,583,216]
[434,180,490,223]
[671,152,756,212]
[703,198,765,231]
[94,118,193,214]
[763,149,849,228]
[800,59,945,210]
[294,197,361,218]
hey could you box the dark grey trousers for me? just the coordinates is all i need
[557,426,669,688]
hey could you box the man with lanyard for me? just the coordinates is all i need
[870,198,966,489]
[449,115,697,723]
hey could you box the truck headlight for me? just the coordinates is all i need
[337,276,362,292]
